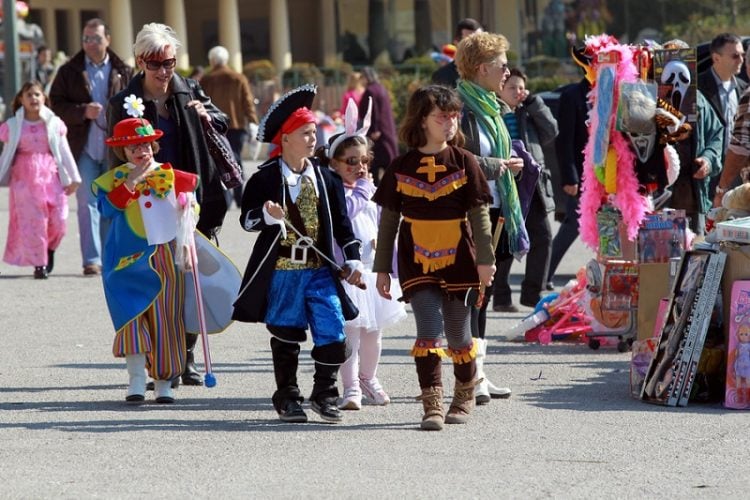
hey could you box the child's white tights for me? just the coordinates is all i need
[340,326,383,392]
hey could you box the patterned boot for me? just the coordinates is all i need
[415,353,444,431]
[416,386,444,431]
[445,359,477,424]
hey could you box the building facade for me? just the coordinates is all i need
[24,0,569,74]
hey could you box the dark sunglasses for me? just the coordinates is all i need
[144,58,177,71]
[343,156,371,166]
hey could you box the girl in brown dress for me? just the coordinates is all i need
[372,85,495,430]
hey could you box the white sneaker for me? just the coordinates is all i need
[360,377,390,405]
[338,387,362,410]
[487,380,512,399]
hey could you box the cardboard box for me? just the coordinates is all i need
[636,263,672,341]
[716,217,750,244]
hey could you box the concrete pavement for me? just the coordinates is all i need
[1,170,749,499]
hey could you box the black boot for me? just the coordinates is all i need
[181,333,203,386]
[46,249,55,274]
[310,362,342,423]
[34,266,48,279]
[270,337,306,422]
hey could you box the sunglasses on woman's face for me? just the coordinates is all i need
[143,58,177,71]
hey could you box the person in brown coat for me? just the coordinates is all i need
[201,45,258,207]
[49,18,133,276]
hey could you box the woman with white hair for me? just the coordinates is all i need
[107,22,230,387]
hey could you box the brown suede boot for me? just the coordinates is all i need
[416,386,444,430]
[445,359,478,425]
[445,379,477,424]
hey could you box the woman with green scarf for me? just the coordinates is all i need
[455,31,526,404]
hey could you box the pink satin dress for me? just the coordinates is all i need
[1,119,68,267]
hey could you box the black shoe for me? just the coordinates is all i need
[545,281,554,291]
[33,266,48,279]
[46,250,55,274]
[492,303,519,313]
[278,400,308,423]
[520,296,541,308]
[181,368,203,386]
[146,379,180,391]
[311,399,343,423]
[182,335,204,385]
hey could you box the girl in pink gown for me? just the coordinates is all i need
[0,81,80,278]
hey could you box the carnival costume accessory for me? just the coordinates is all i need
[106,95,163,146]
[327,96,372,160]
[256,83,318,157]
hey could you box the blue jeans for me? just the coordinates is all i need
[75,152,110,267]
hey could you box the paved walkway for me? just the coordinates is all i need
[0,170,747,498]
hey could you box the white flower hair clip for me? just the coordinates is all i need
[327,97,372,160]
[123,94,145,118]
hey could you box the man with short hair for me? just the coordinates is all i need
[50,18,132,275]
[200,45,258,207]
[431,18,482,88]
[698,33,747,198]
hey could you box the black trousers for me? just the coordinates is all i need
[494,192,552,306]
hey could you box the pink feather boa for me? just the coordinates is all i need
[579,41,648,250]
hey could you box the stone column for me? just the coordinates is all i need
[218,0,242,72]
[164,0,189,69]
[270,0,291,73]
[42,8,57,53]
[67,9,82,57]
[108,0,134,66]
[319,0,337,67]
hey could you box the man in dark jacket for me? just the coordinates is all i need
[697,33,748,197]
[431,18,482,88]
[49,18,132,276]
[546,77,591,289]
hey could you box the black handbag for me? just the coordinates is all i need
[202,119,243,189]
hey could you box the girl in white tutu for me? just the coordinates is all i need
[316,97,407,410]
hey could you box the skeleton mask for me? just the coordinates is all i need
[661,60,691,111]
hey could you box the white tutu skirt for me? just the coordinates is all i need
[342,271,407,332]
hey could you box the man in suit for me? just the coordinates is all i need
[698,33,747,197]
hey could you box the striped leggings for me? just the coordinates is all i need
[112,243,187,380]
[409,287,473,351]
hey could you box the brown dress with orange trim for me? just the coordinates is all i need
[373,146,492,301]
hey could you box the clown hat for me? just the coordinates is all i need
[257,83,317,143]
[105,117,163,147]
